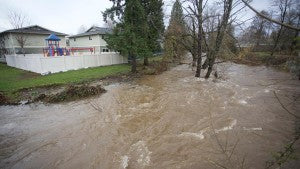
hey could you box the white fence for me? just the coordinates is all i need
[6,53,128,74]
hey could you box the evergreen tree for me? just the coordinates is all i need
[105,0,150,72]
[142,0,165,65]
[164,0,186,62]
[103,0,165,67]
[169,0,185,27]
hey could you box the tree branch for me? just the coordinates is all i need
[241,0,300,31]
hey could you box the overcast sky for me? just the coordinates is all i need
[0,0,270,35]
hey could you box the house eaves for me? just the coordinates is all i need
[0,25,68,36]
[68,27,112,38]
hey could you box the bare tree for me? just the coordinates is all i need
[181,0,240,78]
[0,34,7,57]
[180,0,204,77]
[104,19,115,29]
[183,17,198,68]
[204,0,234,78]
[8,10,30,55]
[241,0,300,31]
[77,25,87,33]
[270,0,290,56]
[251,10,272,47]
[195,0,204,77]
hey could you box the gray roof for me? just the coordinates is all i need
[68,26,112,38]
[0,25,68,36]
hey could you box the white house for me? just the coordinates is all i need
[0,25,67,59]
[68,26,112,54]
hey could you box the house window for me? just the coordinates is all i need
[74,38,76,41]
[102,48,109,53]
[89,36,92,40]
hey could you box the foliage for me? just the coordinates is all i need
[142,0,165,53]
[103,0,164,67]
[164,0,187,62]
[102,0,125,22]
[105,0,150,72]
[218,24,238,59]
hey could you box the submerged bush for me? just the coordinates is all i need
[35,85,106,103]
[287,55,300,79]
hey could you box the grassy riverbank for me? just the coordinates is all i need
[0,55,165,104]
[0,63,130,95]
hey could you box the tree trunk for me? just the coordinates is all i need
[205,55,215,78]
[131,55,137,73]
[195,56,202,77]
[202,55,209,69]
[270,26,283,57]
[192,55,197,67]
[205,0,233,78]
[21,47,25,56]
[195,0,203,77]
[270,0,288,57]
[192,17,197,68]
[205,65,213,79]
[143,57,149,66]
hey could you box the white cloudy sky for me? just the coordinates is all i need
[0,0,270,35]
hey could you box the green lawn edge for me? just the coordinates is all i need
[0,63,131,94]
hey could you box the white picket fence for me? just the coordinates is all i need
[6,53,128,74]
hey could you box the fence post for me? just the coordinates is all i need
[111,54,113,65]
[40,56,43,74]
[63,55,66,71]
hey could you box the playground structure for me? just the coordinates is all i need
[43,34,95,57]
[69,47,95,55]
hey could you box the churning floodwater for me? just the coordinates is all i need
[1,61,300,169]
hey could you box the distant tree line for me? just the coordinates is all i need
[104,0,299,78]
[240,0,299,56]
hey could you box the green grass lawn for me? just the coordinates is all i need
[0,63,131,94]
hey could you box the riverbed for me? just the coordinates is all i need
[1,62,299,169]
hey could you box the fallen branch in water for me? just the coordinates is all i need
[273,91,300,119]
[265,134,299,168]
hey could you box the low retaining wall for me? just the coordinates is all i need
[6,53,128,74]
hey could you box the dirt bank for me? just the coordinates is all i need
[0,61,170,105]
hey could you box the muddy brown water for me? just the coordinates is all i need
[1,62,300,169]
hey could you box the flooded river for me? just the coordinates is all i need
[1,62,300,169]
